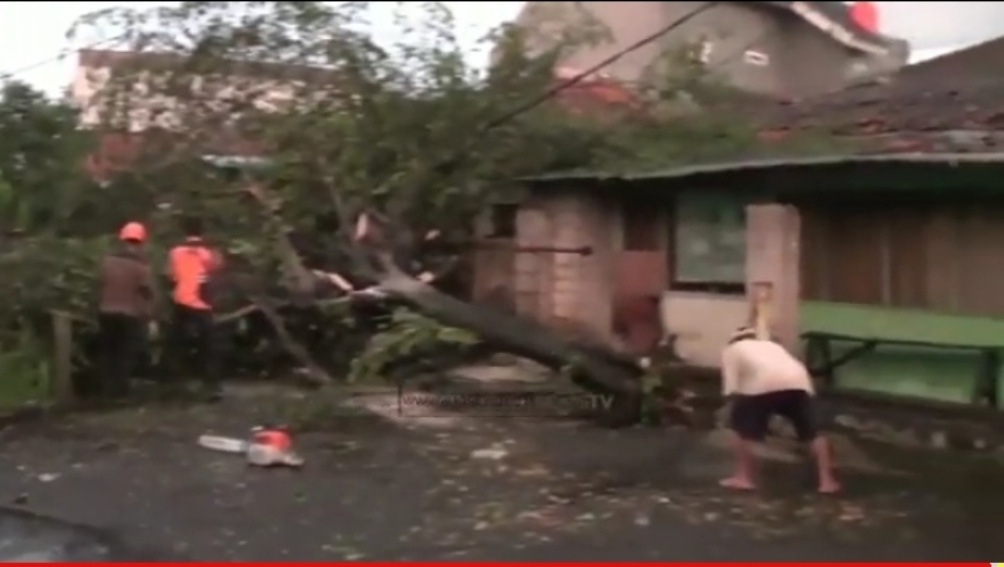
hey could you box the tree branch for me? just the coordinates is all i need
[248,294,333,385]
[242,180,318,298]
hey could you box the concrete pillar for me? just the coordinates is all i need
[745,204,801,352]
[514,205,550,320]
[549,193,615,342]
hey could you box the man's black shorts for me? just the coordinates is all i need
[729,389,817,442]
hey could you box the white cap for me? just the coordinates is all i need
[729,326,757,343]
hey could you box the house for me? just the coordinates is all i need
[71,49,327,180]
[507,1,909,99]
[473,36,1004,411]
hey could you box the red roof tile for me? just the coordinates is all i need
[550,68,641,115]
[765,36,1004,137]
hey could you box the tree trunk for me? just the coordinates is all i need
[374,273,644,425]
[244,195,646,424]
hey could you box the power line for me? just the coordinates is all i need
[0,33,126,83]
[1,4,717,111]
[0,4,721,168]
[477,3,719,134]
[409,2,721,181]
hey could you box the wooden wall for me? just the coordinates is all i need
[801,202,1004,317]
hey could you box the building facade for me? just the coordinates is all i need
[509,1,910,99]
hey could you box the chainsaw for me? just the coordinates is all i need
[197,424,305,467]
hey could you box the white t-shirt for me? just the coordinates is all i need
[721,339,814,396]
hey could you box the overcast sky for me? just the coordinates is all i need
[1,1,1002,95]
[0,1,524,96]
[878,1,1004,51]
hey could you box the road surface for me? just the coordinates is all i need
[0,384,1001,561]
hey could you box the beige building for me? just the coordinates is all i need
[71,49,328,179]
[509,1,910,99]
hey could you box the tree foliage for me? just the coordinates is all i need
[0,1,850,404]
[67,2,825,290]
[0,81,95,232]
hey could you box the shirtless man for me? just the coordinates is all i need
[719,326,840,494]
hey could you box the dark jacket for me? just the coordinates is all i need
[98,244,155,318]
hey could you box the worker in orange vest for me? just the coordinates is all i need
[96,221,156,399]
[166,216,223,401]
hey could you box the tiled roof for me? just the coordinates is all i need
[765,36,1004,136]
[551,68,642,114]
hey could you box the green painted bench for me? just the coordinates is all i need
[800,301,1004,408]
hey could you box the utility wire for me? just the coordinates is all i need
[0,33,126,83]
[419,2,719,178]
[0,3,722,174]
[2,4,717,118]
[476,2,719,134]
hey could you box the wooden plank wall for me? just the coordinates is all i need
[801,203,1004,317]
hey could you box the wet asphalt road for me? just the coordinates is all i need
[0,385,1002,561]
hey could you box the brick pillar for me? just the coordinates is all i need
[745,204,801,352]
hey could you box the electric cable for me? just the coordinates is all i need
[475,3,720,134]
[0,33,126,83]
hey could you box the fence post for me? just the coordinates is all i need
[50,310,75,405]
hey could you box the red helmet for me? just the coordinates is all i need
[118,221,147,242]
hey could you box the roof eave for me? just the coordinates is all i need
[760,1,903,56]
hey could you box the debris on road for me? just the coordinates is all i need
[470,446,508,460]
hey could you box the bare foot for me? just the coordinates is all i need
[719,477,756,491]
[818,480,841,494]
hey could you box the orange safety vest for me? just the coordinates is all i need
[168,238,216,310]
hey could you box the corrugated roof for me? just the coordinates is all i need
[521,152,1004,186]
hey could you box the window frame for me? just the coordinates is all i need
[743,50,770,67]
[670,190,747,295]
[487,203,518,239]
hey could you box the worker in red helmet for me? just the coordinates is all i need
[95,221,156,399]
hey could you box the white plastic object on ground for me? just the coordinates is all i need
[197,435,248,454]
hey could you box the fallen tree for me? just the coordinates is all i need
[65,1,840,422]
[238,177,646,421]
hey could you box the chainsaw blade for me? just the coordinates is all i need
[197,435,248,454]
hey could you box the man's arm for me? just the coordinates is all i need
[137,263,157,318]
[721,345,740,397]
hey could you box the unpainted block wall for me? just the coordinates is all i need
[514,191,616,344]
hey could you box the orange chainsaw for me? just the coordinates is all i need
[197,424,305,468]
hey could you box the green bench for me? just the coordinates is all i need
[800,301,1004,409]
